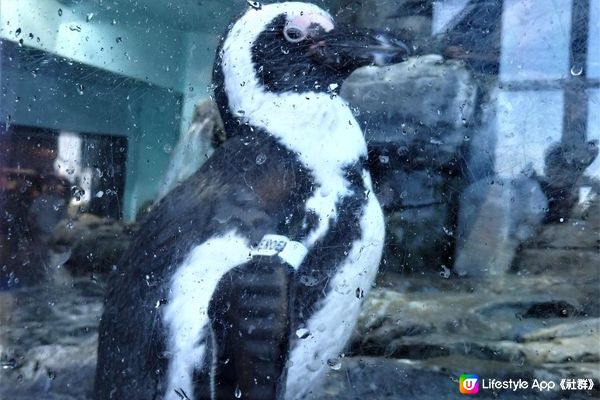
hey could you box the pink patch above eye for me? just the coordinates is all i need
[285,12,334,35]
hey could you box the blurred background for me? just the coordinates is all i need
[0,0,598,398]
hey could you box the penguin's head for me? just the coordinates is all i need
[214,1,409,125]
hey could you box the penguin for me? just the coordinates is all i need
[94,2,409,400]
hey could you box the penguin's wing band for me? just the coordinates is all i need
[250,234,308,269]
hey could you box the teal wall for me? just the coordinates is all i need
[0,0,225,219]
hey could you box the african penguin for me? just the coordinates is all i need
[94,2,408,399]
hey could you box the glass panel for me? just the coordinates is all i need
[587,88,600,178]
[500,0,572,81]
[588,0,600,79]
[431,0,470,34]
[495,89,564,177]
[0,1,598,400]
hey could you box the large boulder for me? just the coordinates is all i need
[342,55,477,169]
[338,0,433,42]
[342,55,477,273]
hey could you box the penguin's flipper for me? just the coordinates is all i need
[208,255,294,400]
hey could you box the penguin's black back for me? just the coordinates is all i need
[94,130,314,399]
[95,128,371,400]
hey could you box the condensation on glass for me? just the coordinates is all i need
[0,0,598,399]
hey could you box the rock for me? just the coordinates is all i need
[513,248,600,277]
[348,0,433,41]
[353,256,599,374]
[526,220,600,250]
[521,319,600,342]
[375,168,454,273]
[319,357,457,400]
[493,335,600,364]
[342,56,477,170]
[0,279,102,400]
[47,213,138,275]
[0,339,96,400]
[157,100,225,201]
[572,187,600,222]
[541,141,599,222]
[375,169,446,210]
[453,176,547,277]
[384,203,450,273]
[341,53,476,276]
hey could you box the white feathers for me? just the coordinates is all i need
[161,4,385,399]
[163,231,252,400]
[285,171,385,400]
[221,3,367,248]
[220,5,386,398]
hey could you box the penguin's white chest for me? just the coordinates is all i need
[285,175,385,399]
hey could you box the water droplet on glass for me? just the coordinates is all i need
[15,28,21,37]
[327,358,342,370]
[299,275,319,287]
[439,265,451,279]
[247,0,262,10]
[295,328,311,339]
[95,190,104,198]
[111,19,117,25]
[86,13,94,22]
[570,65,583,76]
[145,273,158,287]
[255,153,266,165]
[69,24,81,32]
[281,46,290,55]
[115,36,122,43]
[163,143,173,154]
[355,288,364,299]
[327,83,339,92]
[58,8,63,16]
[76,83,84,95]
[70,185,85,201]
[378,155,389,164]
[234,385,242,398]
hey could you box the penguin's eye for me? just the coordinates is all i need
[283,13,334,44]
[284,25,307,43]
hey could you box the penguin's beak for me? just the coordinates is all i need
[308,25,410,73]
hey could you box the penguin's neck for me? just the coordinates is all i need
[229,88,368,185]
[228,88,370,248]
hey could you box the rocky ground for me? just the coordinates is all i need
[0,198,598,399]
[322,197,600,399]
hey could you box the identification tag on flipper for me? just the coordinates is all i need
[250,234,308,269]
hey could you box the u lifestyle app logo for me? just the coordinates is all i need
[460,374,479,394]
